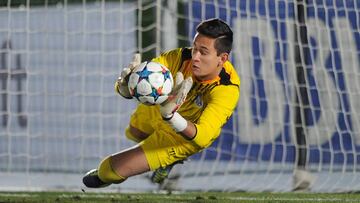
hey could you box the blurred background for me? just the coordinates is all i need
[0,0,360,192]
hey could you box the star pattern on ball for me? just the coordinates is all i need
[128,61,173,105]
[137,67,152,79]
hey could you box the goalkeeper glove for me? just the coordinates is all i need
[160,72,193,132]
[115,53,141,99]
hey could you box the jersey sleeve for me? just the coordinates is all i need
[192,84,240,149]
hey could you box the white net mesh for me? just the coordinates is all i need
[0,0,360,192]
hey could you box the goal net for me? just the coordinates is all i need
[0,0,359,192]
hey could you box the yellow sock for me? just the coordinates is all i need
[98,156,126,184]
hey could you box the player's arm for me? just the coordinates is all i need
[115,53,141,98]
[161,82,239,144]
[159,72,195,138]
[191,85,239,148]
[163,111,197,140]
[179,120,197,140]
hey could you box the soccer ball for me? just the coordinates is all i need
[128,61,173,105]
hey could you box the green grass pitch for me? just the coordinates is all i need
[1,191,360,203]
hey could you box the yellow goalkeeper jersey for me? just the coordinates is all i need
[152,48,240,149]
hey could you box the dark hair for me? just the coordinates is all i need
[196,18,233,55]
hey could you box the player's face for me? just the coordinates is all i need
[191,33,228,81]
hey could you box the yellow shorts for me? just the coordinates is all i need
[126,104,200,171]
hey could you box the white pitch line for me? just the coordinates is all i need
[229,197,359,202]
[0,193,38,197]
[1,193,358,202]
[60,194,360,202]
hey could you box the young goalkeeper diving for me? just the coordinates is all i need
[82,18,240,188]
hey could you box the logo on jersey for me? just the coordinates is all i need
[194,94,203,107]
[168,148,176,157]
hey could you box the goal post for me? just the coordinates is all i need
[0,0,360,192]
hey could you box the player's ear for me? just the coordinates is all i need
[218,52,229,67]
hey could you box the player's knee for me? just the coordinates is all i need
[125,126,149,143]
[98,156,126,184]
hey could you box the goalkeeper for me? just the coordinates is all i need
[83,18,240,188]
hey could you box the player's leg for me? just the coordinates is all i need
[83,145,150,188]
[110,145,150,177]
[151,160,184,184]
[83,105,159,188]
[139,127,193,184]
[125,125,150,143]
[125,104,157,143]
